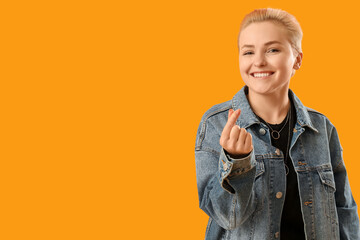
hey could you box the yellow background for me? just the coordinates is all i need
[2,0,360,239]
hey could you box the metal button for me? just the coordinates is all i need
[275,148,281,156]
[293,128,297,133]
[276,192,283,199]
[275,232,280,238]
[223,163,228,171]
[298,161,307,166]
[259,128,266,135]
[221,159,228,171]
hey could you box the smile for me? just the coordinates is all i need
[250,72,274,78]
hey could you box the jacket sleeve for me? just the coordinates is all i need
[330,126,360,239]
[195,115,258,230]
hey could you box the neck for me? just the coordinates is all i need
[247,87,290,125]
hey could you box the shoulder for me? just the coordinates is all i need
[290,89,335,130]
[306,107,323,115]
[306,107,327,119]
[303,107,338,143]
[306,107,334,127]
[195,100,232,151]
[200,100,232,123]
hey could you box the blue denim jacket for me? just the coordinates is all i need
[195,86,360,239]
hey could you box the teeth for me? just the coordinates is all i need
[253,72,272,78]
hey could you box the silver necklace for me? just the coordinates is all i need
[255,106,292,175]
[255,107,291,140]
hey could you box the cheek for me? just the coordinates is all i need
[239,64,245,73]
[274,57,294,74]
[239,64,249,80]
[239,58,250,73]
[239,66,248,82]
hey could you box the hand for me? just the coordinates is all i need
[219,109,253,158]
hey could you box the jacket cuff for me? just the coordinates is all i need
[218,148,256,193]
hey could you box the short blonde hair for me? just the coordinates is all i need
[238,8,303,55]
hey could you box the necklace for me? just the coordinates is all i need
[254,104,292,175]
[255,107,290,140]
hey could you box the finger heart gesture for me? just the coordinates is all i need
[219,109,253,158]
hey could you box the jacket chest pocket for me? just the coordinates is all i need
[317,168,336,193]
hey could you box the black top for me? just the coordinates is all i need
[256,95,306,240]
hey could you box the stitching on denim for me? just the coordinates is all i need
[253,172,265,217]
[317,169,336,190]
[255,160,265,178]
[205,218,212,237]
[296,119,318,133]
[195,121,207,150]
[308,170,316,239]
[327,123,333,143]
[195,147,220,156]
[197,106,232,148]
[230,195,236,230]
[306,107,325,116]
[255,154,284,160]
[329,126,344,171]
[296,163,332,172]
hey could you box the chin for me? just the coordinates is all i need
[245,80,289,96]
[245,83,274,95]
[252,89,276,95]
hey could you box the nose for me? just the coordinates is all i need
[253,52,266,67]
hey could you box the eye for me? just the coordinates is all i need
[243,51,253,56]
[268,48,279,53]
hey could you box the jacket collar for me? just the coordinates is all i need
[232,86,318,132]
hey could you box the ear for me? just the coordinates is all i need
[293,52,303,70]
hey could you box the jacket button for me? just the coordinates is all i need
[276,192,283,199]
[275,232,280,238]
[275,148,281,156]
[259,128,266,135]
[223,163,228,171]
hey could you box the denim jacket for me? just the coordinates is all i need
[195,86,360,239]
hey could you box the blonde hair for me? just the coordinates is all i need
[238,8,303,55]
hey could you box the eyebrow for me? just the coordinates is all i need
[240,41,282,50]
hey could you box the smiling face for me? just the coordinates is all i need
[238,21,302,96]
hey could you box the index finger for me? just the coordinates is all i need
[222,109,241,138]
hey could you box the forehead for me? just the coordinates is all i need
[239,21,290,47]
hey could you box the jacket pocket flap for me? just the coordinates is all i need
[255,159,265,178]
[317,169,336,190]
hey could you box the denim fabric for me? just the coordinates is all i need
[195,86,360,240]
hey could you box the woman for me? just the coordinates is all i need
[195,8,360,239]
